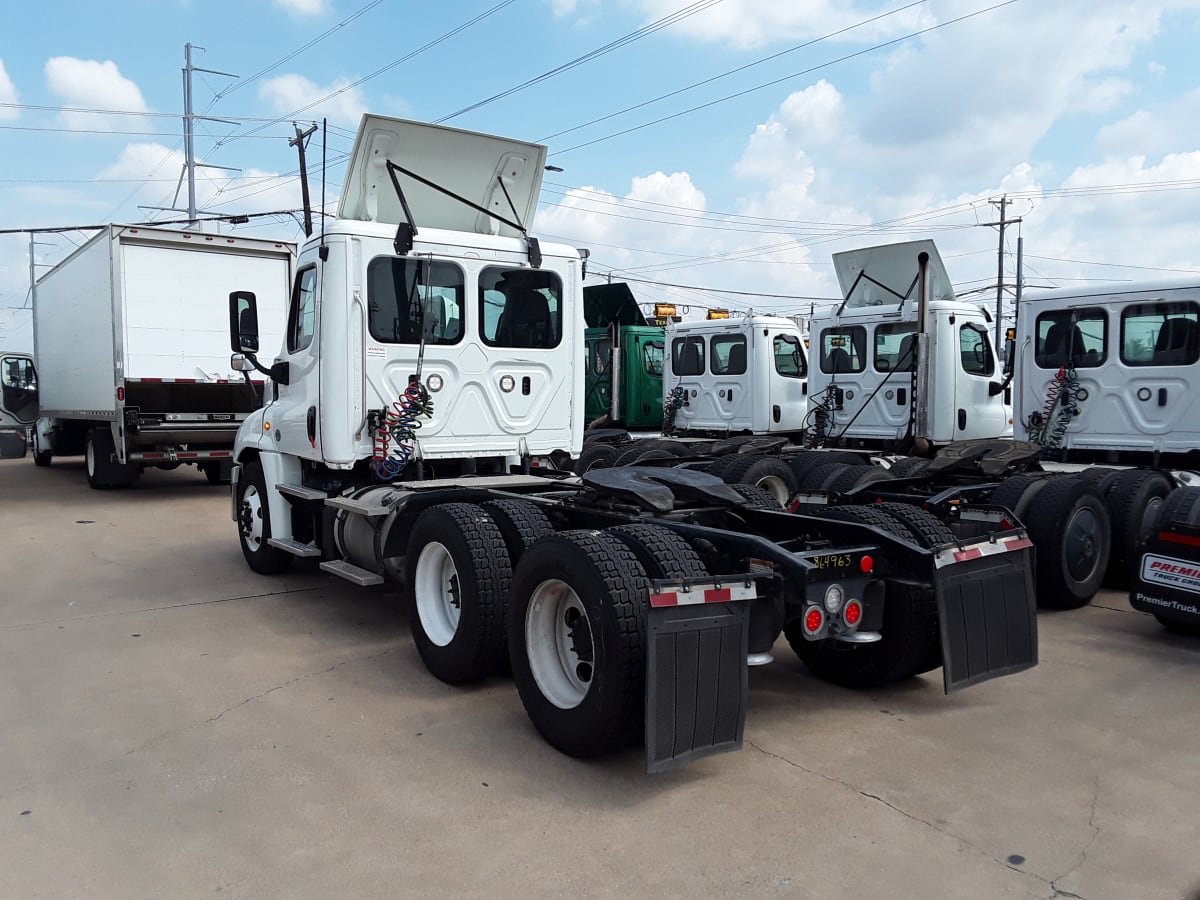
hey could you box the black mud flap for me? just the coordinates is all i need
[934,535,1038,692]
[645,600,749,773]
[0,431,27,459]
[1130,526,1200,625]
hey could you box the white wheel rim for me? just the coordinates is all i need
[756,475,789,506]
[526,578,593,709]
[241,484,264,549]
[414,541,460,647]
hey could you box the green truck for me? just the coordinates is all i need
[583,283,665,430]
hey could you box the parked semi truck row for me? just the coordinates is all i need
[579,241,1199,614]
[219,114,1038,771]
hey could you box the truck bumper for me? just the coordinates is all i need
[933,534,1038,692]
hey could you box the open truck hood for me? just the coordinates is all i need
[832,240,955,308]
[338,115,547,238]
[583,283,648,328]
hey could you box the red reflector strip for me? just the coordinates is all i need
[209,451,232,458]
[1162,531,1200,548]
[648,582,757,608]
[176,452,199,459]
[128,378,200,384]
[142,452,165,459]
[936,535,1033,569]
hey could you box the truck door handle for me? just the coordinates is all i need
[958,409,967,430]
[1158,388,1168,407]
[772,405,781,423]
[306,406,317,446]
[897,387,907,406]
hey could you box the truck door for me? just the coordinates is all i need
[268,265,323,461]
[1022,307,1108,447]
[668,332,706,431]
[767,333,807,432]
[951,318,1010,440]
[0,355,38,426]
[816,325,869,440]
[1114,300,1200,453]
[867,322,917,439]
[707,331,753,430]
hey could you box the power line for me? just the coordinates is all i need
[436,0,728,123]
[538,0,931,143]
[550,0,1025,157]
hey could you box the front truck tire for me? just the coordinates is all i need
[236,460,294,575]
[404,503,512,684]
[31,427,51,467]
[84,427,139,490]
[509,531,649,759]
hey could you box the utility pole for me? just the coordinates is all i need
[991,195,1009,347]
[289,124,319,237]
[978,196,1022,347]
[176,43,239,225]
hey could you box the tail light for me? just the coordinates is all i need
[844,600,863,627]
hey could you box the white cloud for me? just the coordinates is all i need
[1095,89,1200,159]
[273,0,330,16]
[258,74,366,126]
[97,142,301,219]
[635,0,929,50]
[44,57,149,133]
[0,59,18,121]
[44,56,148,133]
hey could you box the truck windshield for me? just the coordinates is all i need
[367,257,464,345]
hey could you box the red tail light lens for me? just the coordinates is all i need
[804,606,825,634]
[860,555,873,573]
[844,600,863,626]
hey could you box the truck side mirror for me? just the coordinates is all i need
[229,291,260,354]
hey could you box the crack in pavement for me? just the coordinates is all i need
[1045,775,1102,900]
[0,645,395,803]
[0,585,326,631]
[745,739,1085,898]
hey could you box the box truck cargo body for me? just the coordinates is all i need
[4,225,294,487]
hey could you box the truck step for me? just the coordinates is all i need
[319,560,384,586]
[268,538,321,558]
[325,495,391,517]
[276,482,328,502]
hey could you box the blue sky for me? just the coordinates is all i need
[2,0,1199,336]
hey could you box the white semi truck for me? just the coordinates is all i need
[0,226,294,487]
[224,114,1038,772]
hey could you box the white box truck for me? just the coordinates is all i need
[0,225,294,487]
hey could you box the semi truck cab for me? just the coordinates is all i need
[807,240,1011,449]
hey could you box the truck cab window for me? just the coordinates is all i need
[874,323,917,372]
[287,267,318,353]
[593,337,612,374]
[959,324,995,376]
[819,326,866,374]
[1035,308,1106,369]
[1121,302,1199,367]
[773,335,806,377]
[711,334,747,375]
[644,341,664,376]
[671,336,705,376]
[480,267,562,349]
[367,257,464,345]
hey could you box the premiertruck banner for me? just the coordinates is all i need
[1140,554,1200,593]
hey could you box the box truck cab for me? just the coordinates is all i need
[0,353,37,458]
[806,240,1011,449]
[664,315,808,436]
